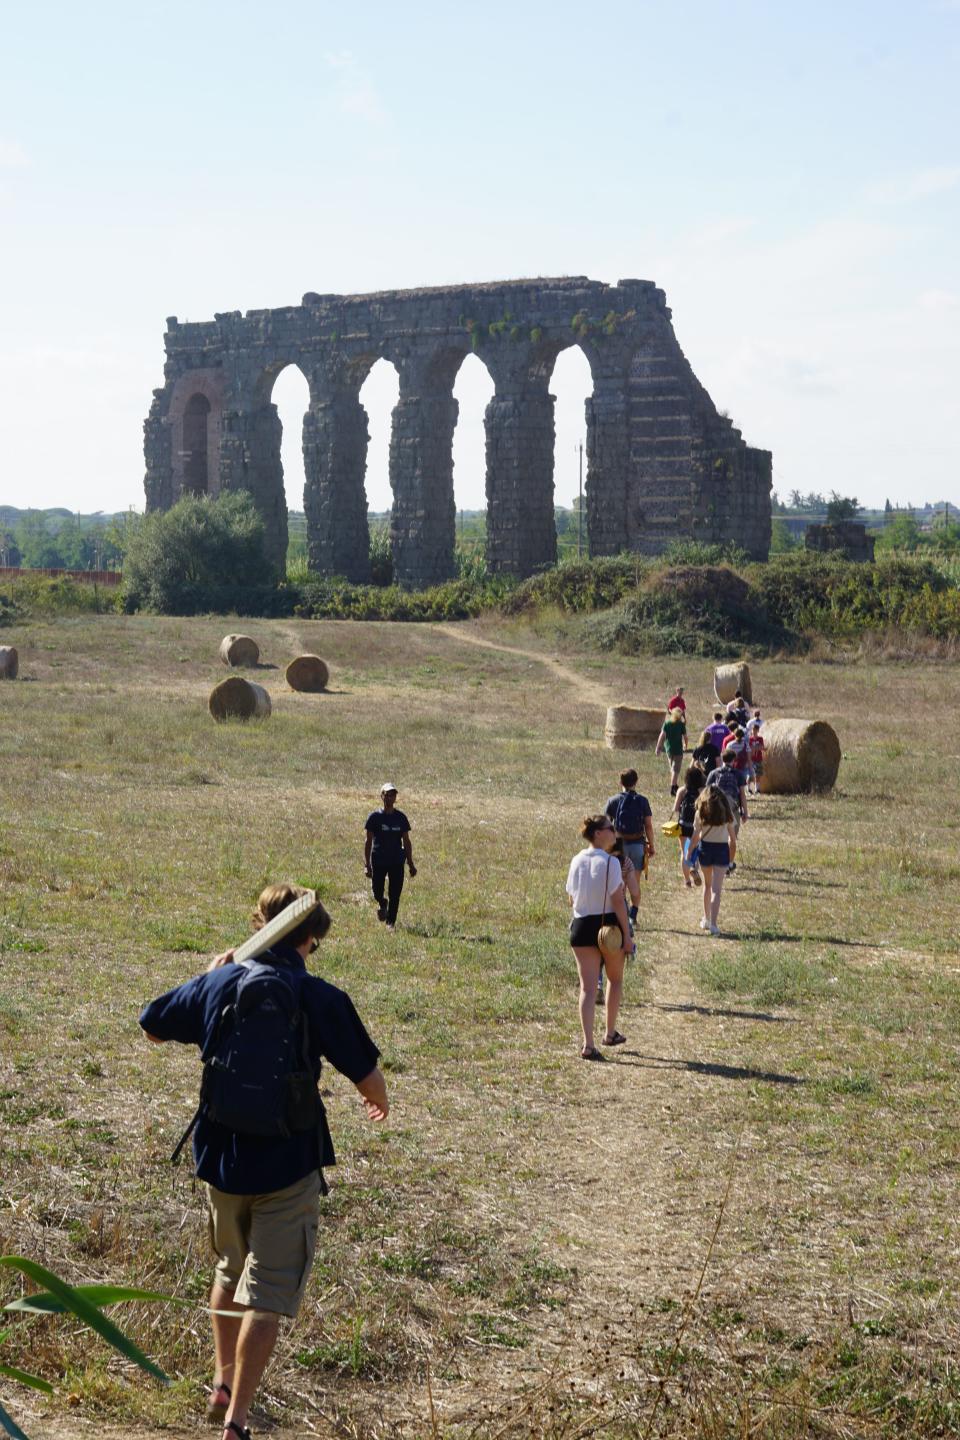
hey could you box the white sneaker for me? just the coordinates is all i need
[709,923,720,936]
[698,917,709,931]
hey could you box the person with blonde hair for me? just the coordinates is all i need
[565,816,635,1059]
[140,883,388,1440]
[655,706,688,796]
[690,789,738,935]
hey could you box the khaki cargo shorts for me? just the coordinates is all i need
[206,1170,321,1318]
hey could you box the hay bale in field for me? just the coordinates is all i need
[285,654,329,692]
[604,704,665,750]
[0,646,18,680]
[714,661,752,706]
[758,718,841,794]
[209,677,271,723]
[219,634,260,668]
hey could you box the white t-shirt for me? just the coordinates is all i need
[566,849,623,918]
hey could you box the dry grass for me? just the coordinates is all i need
[1,614,959,1438]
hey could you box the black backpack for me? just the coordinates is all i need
[713,767,741,805]
[171,953,321,1163]
[613,790,647,837]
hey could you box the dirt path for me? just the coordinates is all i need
[432,621,606,705]
[418,624,770,1431]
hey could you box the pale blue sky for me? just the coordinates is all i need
[2,0,958,515]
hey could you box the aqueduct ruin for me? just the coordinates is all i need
[144,277,772,584]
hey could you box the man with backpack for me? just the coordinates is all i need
[604,768,655,920]
[139,884,388,1440]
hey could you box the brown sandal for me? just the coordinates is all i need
[580,1045,604,1061]
[602,1031,627,1047]
[206,1384,231,1425]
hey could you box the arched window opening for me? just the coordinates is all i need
[182,393,211,495]
[359,359,400,584]
[550,346,594,559]
[358,359,400,524]
[271,365,311,569]
[452,353,494,564]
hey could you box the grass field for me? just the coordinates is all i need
[1,615,958,1439]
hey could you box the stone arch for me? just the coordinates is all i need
[270,362,312,568]
[547,343,594,553]
[451,351,495,555]
[168,367,224,502]
[358,357,401,516]
[148,279,773,579]
[182,394,211,495]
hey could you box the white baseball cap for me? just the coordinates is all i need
[380,781,398,795]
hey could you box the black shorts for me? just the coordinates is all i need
[699,841,730,869]
[569,912,618,948]
[679,823,694,839]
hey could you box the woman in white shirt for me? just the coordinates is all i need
[689,787,738,936]
[566,815,635,1059]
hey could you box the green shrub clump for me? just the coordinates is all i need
[295,573,515,622]
[122,493,284,616]
[0,575,123,620]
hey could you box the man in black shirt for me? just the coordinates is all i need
[364,782,416,930]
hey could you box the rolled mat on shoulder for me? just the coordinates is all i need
[209,677,272,722]
[219,633,260,667]
[285,654,329,692]
[758,718,841,794]
[604,704,665,750]
[0,645,18,680]
[714,661,752,706]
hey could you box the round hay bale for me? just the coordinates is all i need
[219,634,260,668]
[0,645,18,680]
[714,661,753,706]
[604,704,665,750]
[758,718,841,794]
[209,677,271,723]
[285,654,329,692]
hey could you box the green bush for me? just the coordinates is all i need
[582,565,795,657]
[295,573,514,621]
[368,525,394,587]
[502,555,647,615]
[747,552,951,637]
[661,538,751,568]
[0,575,122,620]
[122,493,279,615]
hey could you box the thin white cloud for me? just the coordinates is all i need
[321,50,387,124]
[863,165,960,204]
[918,287,959,310]
[0,139,28,169]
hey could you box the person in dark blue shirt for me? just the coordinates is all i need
[139,883,388,1440]
[364,781,416,930]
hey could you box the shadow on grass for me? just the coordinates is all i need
[745,867,846,888]
[724,929,876,948]
[650,1001,793,1025]
[615,1052,806,1086]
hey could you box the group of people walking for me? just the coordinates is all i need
[566,682,767,1059]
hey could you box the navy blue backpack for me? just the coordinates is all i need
[171,954,320,1163]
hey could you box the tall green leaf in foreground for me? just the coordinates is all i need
[0,1256,171,1438]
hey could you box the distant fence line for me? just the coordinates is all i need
[0,567,123,586]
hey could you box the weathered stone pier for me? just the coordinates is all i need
[144,277,772,584]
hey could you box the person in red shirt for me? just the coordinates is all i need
[667,686,686,716]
